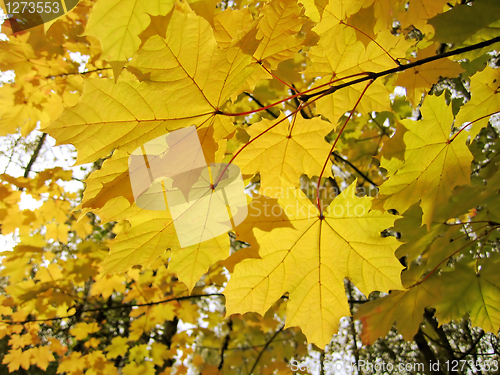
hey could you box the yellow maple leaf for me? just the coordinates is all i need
[29,346,56,371]
[379,95,473,227]
[99,198,230,291]
[122,361,156,375]
[84,0,175,66]
[2,348,31,372]
[57,352,86,375]
[253,0,308,69]
[45,7,256,165]
[8,333,33,349]
[90,274,127,299]
[69,322,100,340]
[45,222,70,244]
[454,66,500,140]
[213,8,257,49]
[0,33,37,79]
[129,344,149,363]
[233,113,334,197]
[81,125,225,211]
[224,180,403,347]
[105,337,130,360]
[150,342,171,366]
[306,20,411,123]
[395,45,464,105]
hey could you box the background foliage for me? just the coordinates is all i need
[0,0,500,373]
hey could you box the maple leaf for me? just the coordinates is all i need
[429,0,500,44]
[69,322,100,340]
[395,45,464,106]
[224,180,403,347]
[454,66,500,140]
[354,277,439,344]
[253,0,309,69]
[44,7,257,164]
[233,113,334,197]
[379,95,473,227]
[398,0,450,32]
[29,346,56,371]
[99,197,231,291]
[1,348,31,372]
[433,254,500,333]
[84,0,175,71]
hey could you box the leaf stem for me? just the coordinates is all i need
[261,63,297,93]
[220,72,372,117]
[411,224,499,287]
[340,20,400,66]
[215,93,327,187]
[449,111,500,143]
[316,80,374,215]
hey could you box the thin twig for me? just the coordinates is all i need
[1,293,225,324]
[23,133,47,179]
[45,68,112,79]
[218,318,233,370]
[244,92,279,119]
[249,324,285,374]
[332,152,378,187]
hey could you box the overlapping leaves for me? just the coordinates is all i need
[2,0,500,357]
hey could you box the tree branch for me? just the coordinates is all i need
[1,293,225,324]
[23,132,47,179]
[458,330,485,360]
[331,151,378,187]
[244,92,280,119]
[45,68,112,79]
[249,324,285,375]
[414,328,445,375]
[300,36,500,102]
[218,317,233,371]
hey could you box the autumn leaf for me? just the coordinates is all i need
[85,0,175,70]
[233,113,334,197]
[429,0,500,44]
[433,254,500,333]
[224,180,403,347]
[44,7,257,164]
[354,277,439,344]
[379,95,473,227]
[253,0,309,69]
[1,348,31,372]
[99,196,231,291]
[454,66,500,140]
[395,45,464,106]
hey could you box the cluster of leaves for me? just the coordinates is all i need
[1,0,500,373]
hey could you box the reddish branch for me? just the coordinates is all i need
[316,80,374,215]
